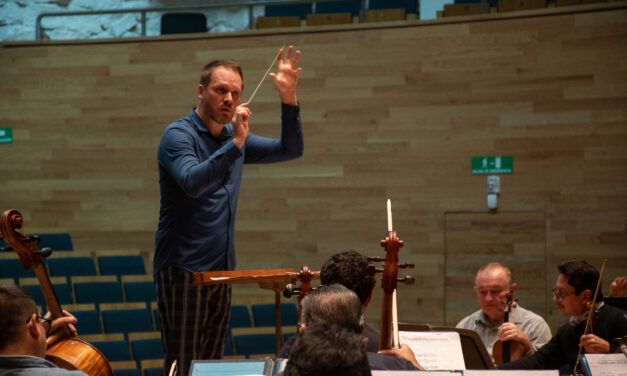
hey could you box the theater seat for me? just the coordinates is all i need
[160,13,207,35]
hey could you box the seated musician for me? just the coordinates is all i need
[281,284,423,371]
[0,285,85,376]
[279,250,379,358]
[499,260,627,373]
[456,262,552,359]
[610,276,627,297]
[282,323,371,376]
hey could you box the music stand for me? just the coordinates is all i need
[193,269,320,354]
[398,323,496,370]
[189,358,273,376]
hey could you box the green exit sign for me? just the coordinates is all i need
[0,127,12,143]
[471,156,513,174]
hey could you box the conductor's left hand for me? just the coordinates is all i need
[269,45,302,106]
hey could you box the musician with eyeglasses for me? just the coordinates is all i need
[456,262,552,359]
[0,285,84,376]
[499,260,627,373]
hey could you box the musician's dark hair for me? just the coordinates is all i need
[301,284,364,334]
[283,322,371,376]
[321,250,375,305]
[558,260,603,300]
[199,60,243,89]
[0,284,38,349]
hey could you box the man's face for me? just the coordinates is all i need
[197,66,242,125]
[553,274,588,317]
[474,268,512,322]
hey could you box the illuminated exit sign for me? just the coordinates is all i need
[471,156,513,174]
[0,127,12,143]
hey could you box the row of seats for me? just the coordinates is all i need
[161,1,417,35]
[0,254,146,282]
[441,0,609,18]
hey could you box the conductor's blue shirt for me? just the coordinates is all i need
[154,104,303,275]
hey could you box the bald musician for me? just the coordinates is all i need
[456,262,551,358]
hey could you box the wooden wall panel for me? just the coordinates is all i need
[0,4,626,332]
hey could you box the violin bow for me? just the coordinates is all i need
[573,258,607,375]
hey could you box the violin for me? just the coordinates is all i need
[492,293,526,365]
[0,209,113,376]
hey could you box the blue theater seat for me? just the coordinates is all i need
[229,305,252,328]
[317,0,361,16]
[74,280,124,305]
[233,333,276,357]
[0,259,35,281]
[101,307,154,335]
[124,281,156,304]
[49,257,97,279]
[92,339,132,362]
[98,255,146,277]
[265,3,312,19]
[131,338,165,367]
[251,303,298,327]
[72,308,102,335]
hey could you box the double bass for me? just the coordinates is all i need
[0,209,113,376]
[492,293,526,365]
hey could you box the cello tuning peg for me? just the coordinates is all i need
[34,247,52,258]
[283,283,300,298]
[398,263,414,269]
[398,275,415,285]
[27,235,41,245]
[367,256,385,262]
[366,264,383,275]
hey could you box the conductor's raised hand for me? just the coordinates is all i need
[269,45,302,106]
[232,103,251,149]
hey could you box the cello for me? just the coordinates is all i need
[0,209,113,376]
[377,199,414,350]
[282,265,319,333]
[492,293,526,365]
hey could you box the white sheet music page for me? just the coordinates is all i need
[399,331,466,370]
[584,353,627,376]
[465,371,557,376]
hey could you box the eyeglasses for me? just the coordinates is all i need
[26,314,52,335]
[552,288,576,301]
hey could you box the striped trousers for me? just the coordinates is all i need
[155,266,231,376]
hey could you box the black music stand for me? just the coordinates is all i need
[398,323,496,370]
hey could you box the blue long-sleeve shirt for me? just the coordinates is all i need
[154,103,303,275]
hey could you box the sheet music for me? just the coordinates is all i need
[583,353,627,376]
[372,371,462,376]
[465,371,558,376]
[399,331,466,370]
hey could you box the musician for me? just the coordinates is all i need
[281,284,423,371]
[153,47,303,375]
[456,262,552,357]
[282,323,371,376]
[499,260,627,372]
[320,250,380,350]
[278,250,378,358]
[0,285,84,376]
[610,276,627,297]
